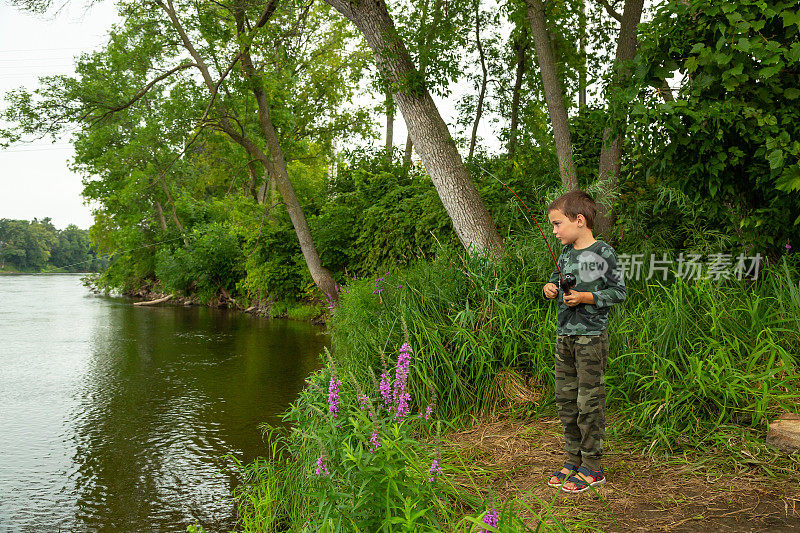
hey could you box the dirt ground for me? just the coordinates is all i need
[444,416,800,532]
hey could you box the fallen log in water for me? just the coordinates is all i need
[133,294,173,306]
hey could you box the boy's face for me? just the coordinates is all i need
[548,208,584,245]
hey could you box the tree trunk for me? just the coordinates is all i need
[385,91,394,158]
[236,20,339,299]
[325,0,503,255]
[404,134,413,163]
[154,199,168,231]
[594,0,645,239]
[508,29,527,160]
[269,174,277,210]
[134,294,173,306]
[469,0,487,161]
[658,78,674,102]
[159,0,339,299]
[579,0,587,110]
[525,0,578,190]
[247,160,262,202]
[157,176,187,243]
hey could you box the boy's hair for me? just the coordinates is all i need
[548,190,597,229]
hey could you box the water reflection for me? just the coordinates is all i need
[0,276,326,531]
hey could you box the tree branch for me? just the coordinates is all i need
[88,62,196,125]
[597,0,623,22]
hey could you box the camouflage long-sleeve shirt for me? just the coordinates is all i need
[544,240,627,336]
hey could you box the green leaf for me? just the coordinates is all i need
[736,37,751,53]
[788,43,800,63]
[767,149,785,170]
[785,88,800,99]
[781,9,800,28]
[760,64,783,79]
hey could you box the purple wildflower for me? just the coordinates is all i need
[369,429,381,452]
[358,393,369,410]
[393,343,412,422]
[427,459,443,482]
[395,391,411,422]
[787,242,792,251]
[326,284,341,312]
[372,272,390,295]
[418,404,433,420]
[328,375,341,418]
[379,371,392,408]
[479,508,499,532]
[315,455,329,476]
[358,393,374,419]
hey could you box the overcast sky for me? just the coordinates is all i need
[0,0,507,230]
[0,0,119,229]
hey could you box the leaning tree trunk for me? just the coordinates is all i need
[159,0,339,300]
[593,0,645,239]
[236,21,339,299]
[154,199,168,231]
[325,0,504,256]
[525,0,578,190]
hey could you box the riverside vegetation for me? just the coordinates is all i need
[2,0,799,529]
[0,218,105,273]
[226,244,800,531]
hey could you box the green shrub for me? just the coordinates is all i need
[154,246,193,293]
[286,303,323,321]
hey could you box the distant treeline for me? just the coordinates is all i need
[0,218,106,273]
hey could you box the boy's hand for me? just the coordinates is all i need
[563,291,592,306]
[543,283,558,299]
[564,290,586,307]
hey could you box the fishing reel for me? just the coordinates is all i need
[559,273,577,295]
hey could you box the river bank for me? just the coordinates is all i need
[441,408,800,531]
[228,250,800,531]
[101,280,328,324]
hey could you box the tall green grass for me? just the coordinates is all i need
[330,241,800,452]
[609,272,800,451]
[234,245,799,531]
[331,237,560,420]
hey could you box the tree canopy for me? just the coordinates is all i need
[2,0,797,302]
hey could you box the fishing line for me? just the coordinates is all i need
[474,165,575,294]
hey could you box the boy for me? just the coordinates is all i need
[542,190,626,494]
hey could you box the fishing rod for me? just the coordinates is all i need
[475,165,576,295]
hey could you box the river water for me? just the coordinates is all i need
[0,274,327,531]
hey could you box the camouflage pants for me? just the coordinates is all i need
[555,331,609,471]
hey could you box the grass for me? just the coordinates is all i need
[232,241,800,531]
[331,241,800,450]
[269,301,324,321]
